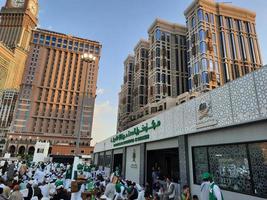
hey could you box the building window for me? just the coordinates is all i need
[156,58,160,68]
[198,9,203,21]
[156,73,160,83]
[248,38,256,63]
[214,61,219,73]
[238,20,243,31]
[201,71,209,84]
[57,38,62,48]
[200,41,206,54]
[40,35,44,44]
[209,60,214,71]
[210,14,214,24]
[52,37,56,47]
[156,48,160,57]
[155,29,161,41]
[212,33,216,44]
[191,16,196,28]
[192,142,267,198]
[188,79,192,90]
[213,45,217,56]
[161,32,166,41]
[245,22,251,33]
[34,33,39,38]
[219,16,224,27]
[194,62,199,74]
[45,36,51,45]
[205,13,209,23]
[156,84,160,94]
[233,65,240,79]
[199,30,205,41]
[230,33,237,60]
[220,32,227,58]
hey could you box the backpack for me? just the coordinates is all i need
[209,183,224,200]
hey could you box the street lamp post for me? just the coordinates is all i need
[76,53,96,155]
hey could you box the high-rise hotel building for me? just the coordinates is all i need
[8,28,101,151]
[117,55,135,132]
[132,40,149,113]
[185,0,262,92]
[117,19,189,131]
[117,0,263,132]
[148,19,188,104]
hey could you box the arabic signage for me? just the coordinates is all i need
[111,120,161,147]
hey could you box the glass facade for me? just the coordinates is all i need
[193,142,267,198]
[201,71,209,84]
[199,30,205,41]
[191,17,196,28]
[200,41,206,54]
[155,29,161,41]
[198,9,203,21]
[202,58,207,71]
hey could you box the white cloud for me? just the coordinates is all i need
[96,88,105,96]
[91,101,117,145]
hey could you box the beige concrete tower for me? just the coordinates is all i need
[185,0,262,92]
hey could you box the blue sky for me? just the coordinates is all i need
[1,0,266,143]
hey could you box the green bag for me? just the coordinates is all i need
[209,183,224,200]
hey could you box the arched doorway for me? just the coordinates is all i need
[28,146,35,155]
[18,146,26,155]
[9,145,16,156]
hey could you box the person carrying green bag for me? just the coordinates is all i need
[200,172,224,200]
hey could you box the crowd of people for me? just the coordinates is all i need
[0,159,223,200]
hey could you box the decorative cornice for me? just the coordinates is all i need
[134,39,149,52]
[148,18,187,35]
[184,0,256,22]
[35,28,101,46]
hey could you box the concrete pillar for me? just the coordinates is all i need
[122,147,126,178]
[178,135,190,187]
[139,143,146,186]
[95,153,99,166]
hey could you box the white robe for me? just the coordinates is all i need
[34,169,45,183]
[40,184,50,198]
